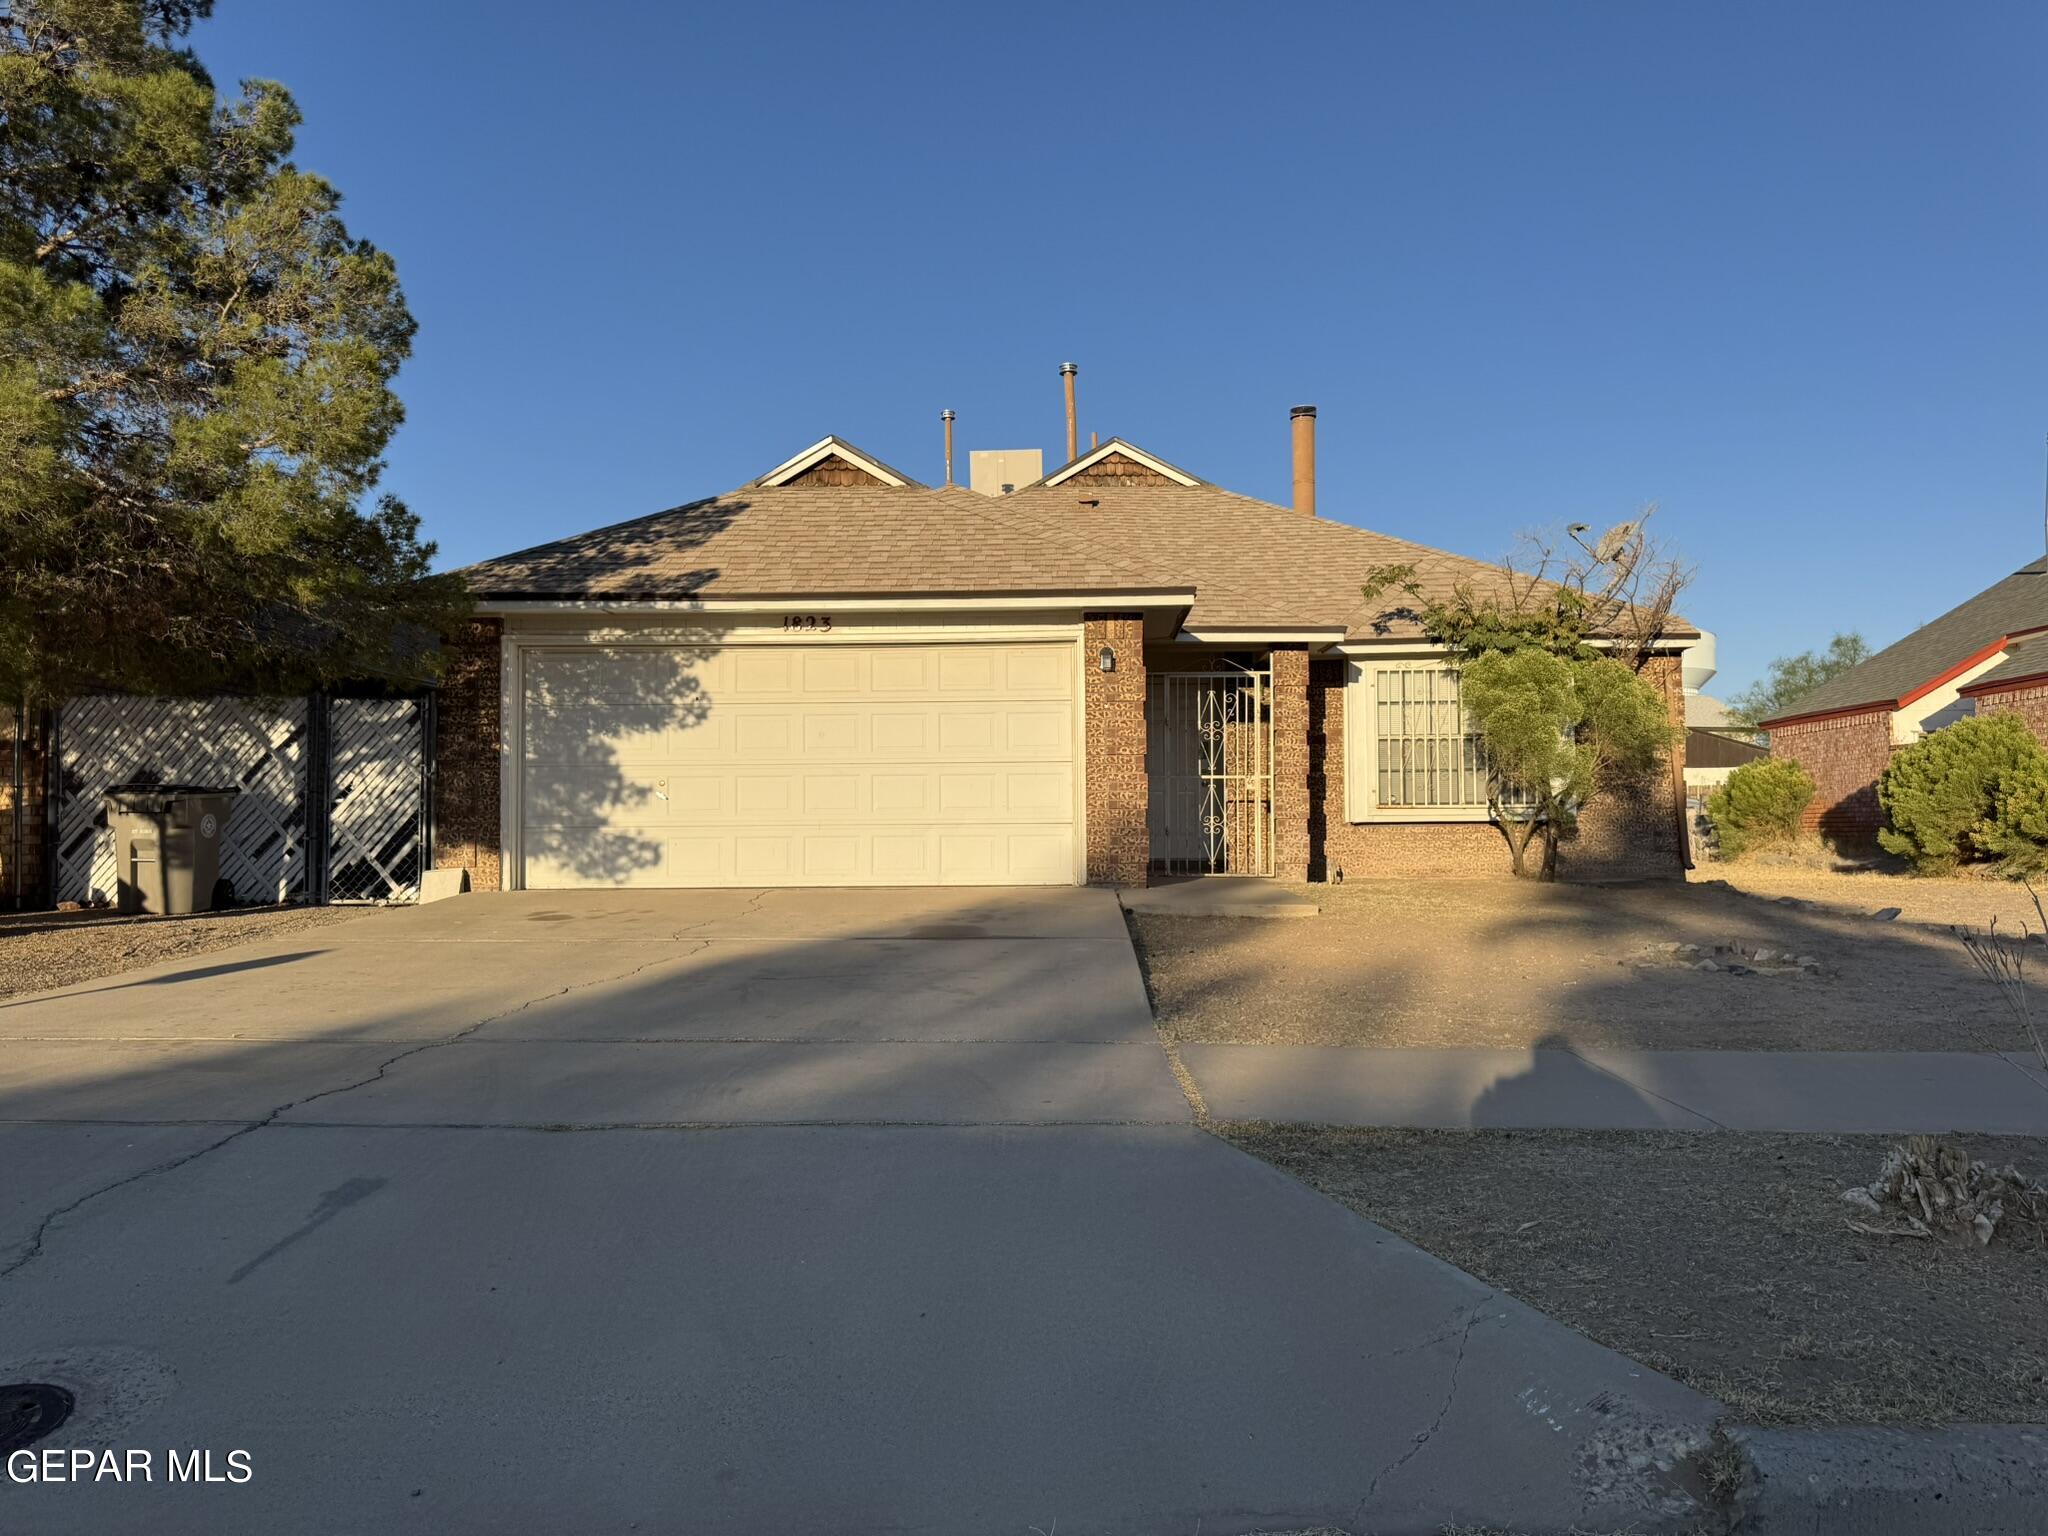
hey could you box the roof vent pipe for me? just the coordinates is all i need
[1291,405,1317,517]
[1060,362,1079,464]
[941,409,956,487]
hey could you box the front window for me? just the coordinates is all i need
[1352,663,1529,821]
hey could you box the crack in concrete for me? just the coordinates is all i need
[0,944,706,1286]
[1351,1305,1486,1521]
[1557,1046,1735,1132]
[668,889,772,942]
[1992,1049,2048,1101]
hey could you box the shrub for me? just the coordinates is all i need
[1706,758,1815,858]
[1877,713,2048,874]
[1976,754,2048,878]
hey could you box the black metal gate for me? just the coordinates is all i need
[1145,665,1275,876]
[53,691,433,906]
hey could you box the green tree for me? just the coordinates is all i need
[0,0,465,712]
[1705,758,1815,858]
[1363,519,1685,879]
[1727,633,1871,728]
[1877,713,2048,875]
[1458,647,1677,878]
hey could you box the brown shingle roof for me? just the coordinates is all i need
[459,483,1174,600]
[989,479,1696,641]
[463,437,1696,644]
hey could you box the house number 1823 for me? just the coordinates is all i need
[782,615,832,632]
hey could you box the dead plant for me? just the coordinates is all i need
[1952,881,2048,1074]
[1842,1134,2048,1245]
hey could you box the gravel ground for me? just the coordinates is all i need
[1225,1123,2048,1427]
[0,904,365,1000]
[1130,876,2033,1052]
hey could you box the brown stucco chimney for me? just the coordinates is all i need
[1291,404,1317,516]
[1060,362,1079,463]
[941,408,955,486]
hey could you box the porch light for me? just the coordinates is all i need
[1098,646,1116,673]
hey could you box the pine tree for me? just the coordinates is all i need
[0,0,466,709]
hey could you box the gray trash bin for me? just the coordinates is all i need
[103,784,240,916]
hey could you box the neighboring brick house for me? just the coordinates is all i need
[1764,556,2048,841]
[443,417,1698,893]
[1959,633,2048,736]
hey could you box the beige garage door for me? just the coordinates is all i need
[519,640,1078,888]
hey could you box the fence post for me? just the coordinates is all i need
[419,689,437,890]
[304,692,331,906]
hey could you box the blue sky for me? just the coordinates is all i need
[191,1,2046,696]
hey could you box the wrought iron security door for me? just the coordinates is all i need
[1146,666,1274,876]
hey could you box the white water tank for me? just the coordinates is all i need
[1681,630,1718,696]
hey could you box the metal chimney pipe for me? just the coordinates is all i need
[1291,405,1317,517]
[941,409,956,487]
[1060,362,1078,463]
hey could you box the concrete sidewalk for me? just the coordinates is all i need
[1182,1044,2048,1132]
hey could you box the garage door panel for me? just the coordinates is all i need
[870,650,932,692]
[802,652,862,692]
[1004,647,1069,692]
[525,821,1077,889]
[802,712,865,755]
[872,713,930,753]
[1005,708,1072,754]
[871,773,928,814]
[522,641,1077,888]
[521,825,671,888]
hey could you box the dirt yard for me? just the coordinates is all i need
[1702,856,2048,929]
[0,904,362,1000]
[1130,875,2037,1052]
[1225,1123,2048,1427]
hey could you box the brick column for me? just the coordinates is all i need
[433,618,504,892]
[1083,614,1149,886]
[1270,646,1311,881]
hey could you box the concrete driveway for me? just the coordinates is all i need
[0,888,1719,1534]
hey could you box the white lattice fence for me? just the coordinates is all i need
[55,696,310,905]
[327,698,425,903]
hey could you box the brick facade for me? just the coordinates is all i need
[1083,614,1149,886]
[1568,652,1689,878]
[1270,647,1312,880]
[1969,679,2048,739]
[1304,653,1688,882]
[1768,706,1892,843]
[433,618,504,892]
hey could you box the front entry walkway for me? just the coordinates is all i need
[0,888,1723,1533]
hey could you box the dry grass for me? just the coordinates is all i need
[0,904,363,999]
[1130,874,2036,1052]
[1224,1123,2048,1427]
